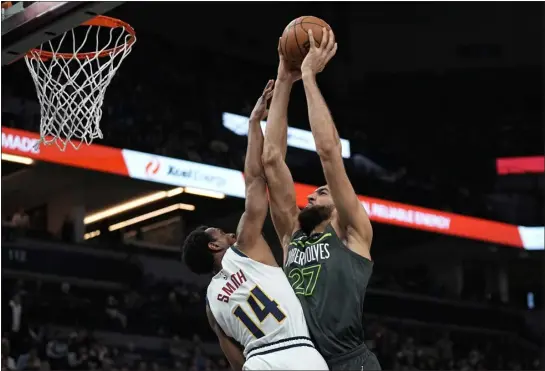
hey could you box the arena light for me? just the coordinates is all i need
[108,203,195,231]
[1,153,34,165]
[84,187,184,224]
[84,230,101,240]
[222,112,351,158]
[184,187,225,199]
[166,187,184,197]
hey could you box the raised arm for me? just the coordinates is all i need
[261,41,302,256]
[301,29,373,259]
[236,80,274,251]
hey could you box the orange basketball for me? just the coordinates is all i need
[280,16,332,69]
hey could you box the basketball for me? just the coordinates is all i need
[280,16,332,69]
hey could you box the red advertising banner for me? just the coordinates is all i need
[2,127,543,249]
[496,156,544,175]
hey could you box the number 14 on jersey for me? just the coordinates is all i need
[233,286,286,338]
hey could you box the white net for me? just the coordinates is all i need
[24,18,135,151]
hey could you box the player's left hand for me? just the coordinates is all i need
[250,79,275,122]
[301,28,337,77]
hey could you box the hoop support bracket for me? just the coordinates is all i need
[2,1,125,66]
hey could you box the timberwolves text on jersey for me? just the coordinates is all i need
[284,232,332,296]
[285,234,331,266]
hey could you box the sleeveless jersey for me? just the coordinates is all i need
[207,247,315,360]
[284,224,374,361]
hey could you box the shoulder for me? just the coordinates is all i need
[287,228,306,243]
[330,221,373,262]
[221,247,250,267]
[207,271,227,296]
[233,241,279,268]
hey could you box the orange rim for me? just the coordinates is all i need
[26,15,136,61]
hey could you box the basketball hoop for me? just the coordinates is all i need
[24,15,136,151]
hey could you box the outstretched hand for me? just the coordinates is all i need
[277,38,302,83]
[301,28,337,77]
[250,79,275,122]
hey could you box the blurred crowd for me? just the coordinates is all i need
[2,277,225,371]
[2,273,542,371]
[3,221,536,313]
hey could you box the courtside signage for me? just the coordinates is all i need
[1,127,129,176]
[222,112,352,159]
[121,149,246,198]
[291,183,543,250]
[2,131,40,154]
[2,127,542,249]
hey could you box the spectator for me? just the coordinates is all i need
[169,335,189,363]
[15,347,41,371]
[1,337,16,371]
[192,347,206,371]
[67,345,88,370]
[11,209,29,237]
[120,343,141,369]
[45,334,68,370]
[6,292,26,357]
[104,296,127,330]
[436,331,453,362]
[137,361,147,371]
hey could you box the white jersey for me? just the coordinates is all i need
[207,247,328,370]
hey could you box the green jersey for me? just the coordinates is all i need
[284,224,374,361]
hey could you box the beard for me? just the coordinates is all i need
[298,205,333,235]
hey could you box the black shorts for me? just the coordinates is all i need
[328,345,382,371]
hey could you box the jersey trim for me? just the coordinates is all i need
[231,245,248,258]
[246,336,314,360]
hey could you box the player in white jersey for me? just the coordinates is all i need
[182,81,328,371]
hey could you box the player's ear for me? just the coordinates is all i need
[208,242,221,252]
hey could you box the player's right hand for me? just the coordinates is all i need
[277,38,302,83]
[301,28,337,77]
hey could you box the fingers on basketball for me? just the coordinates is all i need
[319,28,329,50]
[308,29,316,49]
[326,29,335,51]
[326,30,338,61]
[329,43,338,61]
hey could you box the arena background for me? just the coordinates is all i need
[1,1,544,370]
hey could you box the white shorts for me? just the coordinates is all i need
[243,338,328,370]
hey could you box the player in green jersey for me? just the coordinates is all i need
[261,29,381,370]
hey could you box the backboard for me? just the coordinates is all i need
[1,1,125,66]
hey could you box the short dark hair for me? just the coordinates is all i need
[181,226,215,274]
